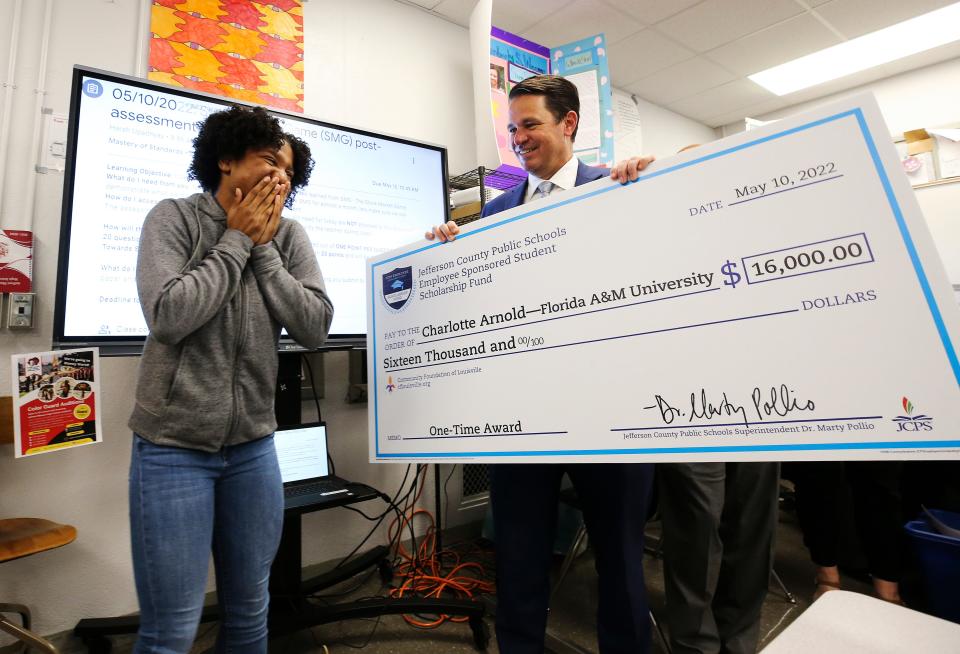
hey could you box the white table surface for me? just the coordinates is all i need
[762,590,960,653]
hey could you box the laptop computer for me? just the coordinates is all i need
[275,422,356,509]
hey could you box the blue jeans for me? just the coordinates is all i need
[129,434,283,654]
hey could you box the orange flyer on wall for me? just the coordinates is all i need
[11,348,101,458]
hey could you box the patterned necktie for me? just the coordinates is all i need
[533,180,556,201]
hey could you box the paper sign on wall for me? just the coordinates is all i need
[11,348,102,458]
[0,230,33,293]
[551,34,614,168]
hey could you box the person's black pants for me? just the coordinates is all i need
[790,461,904,581]
[490,462,654,654]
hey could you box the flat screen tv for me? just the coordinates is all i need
[54,66,448,354]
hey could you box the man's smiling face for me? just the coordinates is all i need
[507,94,576,180]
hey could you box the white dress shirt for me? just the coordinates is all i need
[523,155,579,205]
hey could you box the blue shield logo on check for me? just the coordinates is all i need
[382,267,414,311]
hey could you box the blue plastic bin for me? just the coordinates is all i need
[905,509,960,624]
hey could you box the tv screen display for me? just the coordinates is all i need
[54,66,448,352]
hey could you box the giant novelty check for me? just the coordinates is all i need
[366,94,960,463]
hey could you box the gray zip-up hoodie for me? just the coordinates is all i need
[128,192,333,451]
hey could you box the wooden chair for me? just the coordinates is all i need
[1,397,78,654]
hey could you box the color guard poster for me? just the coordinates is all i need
[11,348,101,457]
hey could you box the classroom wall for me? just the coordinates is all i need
[628,93,719,158]
[0,0,718,641]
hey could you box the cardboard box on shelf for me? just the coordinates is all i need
[451,201,482,222]
[901,129,938,186]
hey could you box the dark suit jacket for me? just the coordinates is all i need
[481,160,610,218]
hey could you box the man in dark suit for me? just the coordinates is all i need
[481,151,607,213]
[428,75,656,654]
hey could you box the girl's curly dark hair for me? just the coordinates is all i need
[188,105,315,208]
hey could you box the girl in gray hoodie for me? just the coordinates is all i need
[128,105,333,654]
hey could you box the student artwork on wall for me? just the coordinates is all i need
[148,0,305,112]
[551,34,614,169]
[612,88,642,162]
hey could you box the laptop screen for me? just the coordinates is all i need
[274,423,329,484]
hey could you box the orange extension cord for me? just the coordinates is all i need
[385,467,494,629]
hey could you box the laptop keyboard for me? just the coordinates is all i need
[284,480,345,497]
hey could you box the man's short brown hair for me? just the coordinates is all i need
[509,75,580,141]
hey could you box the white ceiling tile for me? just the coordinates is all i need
[704,38,960,127]
[705,97,790,128]
[705,13,840,76]
[520,0,645,47]
[626,56,736,105]
[661,101,720,123]
[756,39,960,112]
[861,39,960,83]
[814,0,957,39]
[433,0,478,25]
[601,0,703,25]
[607,28,696,87]
[491,0,576,35]
[391,0,960,131]
[703,42,960,127]
[667,78,774,122]
[657,0,804,52]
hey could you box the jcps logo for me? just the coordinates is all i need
[892,397,933,432]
